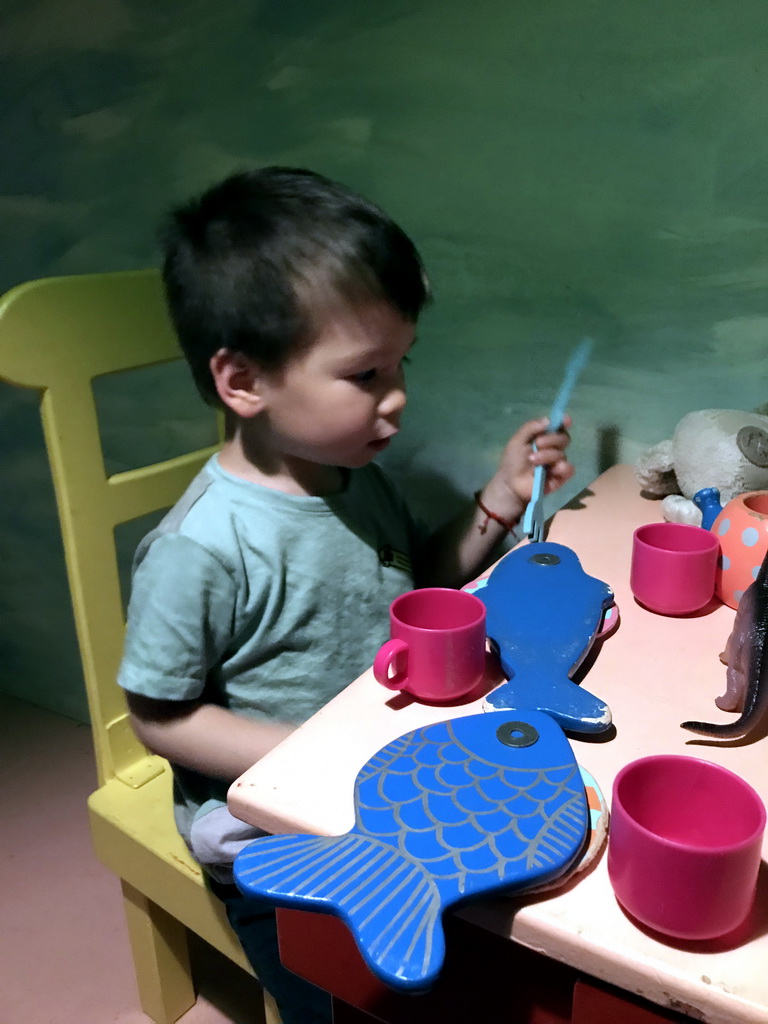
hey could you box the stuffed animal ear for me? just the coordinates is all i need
[635,439,679,497]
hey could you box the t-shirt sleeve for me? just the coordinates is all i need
[118,533,237,702]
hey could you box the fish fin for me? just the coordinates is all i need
[483,675,612,734]
[234,832,446,991]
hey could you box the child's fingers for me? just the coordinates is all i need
[515,417,550,445]
[517,413,573,447]
[538,415,572,443]
[545,414,572,436]
[535,433,571,454]
[531,454,573,477]
[543,461,576,491]
[530,436,572,464]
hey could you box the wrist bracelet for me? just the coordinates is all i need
[474,490,518,534]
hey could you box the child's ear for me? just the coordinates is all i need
[209,349,267,418]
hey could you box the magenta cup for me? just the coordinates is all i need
[608,755,766,940]
[630,522,720,615]
[373,588,487,704]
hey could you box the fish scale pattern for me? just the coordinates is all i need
[358,722,587,890]
[234,711,588,990]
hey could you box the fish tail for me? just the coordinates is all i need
[484,673,612,734]
[234,832,445,991]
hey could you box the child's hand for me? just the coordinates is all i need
[484,416,575,522]
[426,416,575,587]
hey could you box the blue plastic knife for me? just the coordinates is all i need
[522,337,593,542]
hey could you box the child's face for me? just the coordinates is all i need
[258,300,415,471]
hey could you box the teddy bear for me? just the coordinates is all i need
[634,408,768,526]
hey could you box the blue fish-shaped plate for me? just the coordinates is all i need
[478,542,614,733]
[234,710,588,992]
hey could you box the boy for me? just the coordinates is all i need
[118,167,573,1023]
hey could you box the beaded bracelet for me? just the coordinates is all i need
[474,490,518,534]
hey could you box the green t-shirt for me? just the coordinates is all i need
[118,455,420,879]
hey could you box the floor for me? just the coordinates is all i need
[0,693,267,1024]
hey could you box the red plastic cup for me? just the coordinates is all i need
[608,755,765,940]
[373,588,487,704]
[630,522,720,615]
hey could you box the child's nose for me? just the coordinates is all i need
[378,382,406,419]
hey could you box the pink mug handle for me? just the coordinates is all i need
[373,638,409,690]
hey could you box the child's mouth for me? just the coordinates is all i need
[368,437,392,452]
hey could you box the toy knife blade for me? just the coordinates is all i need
[522,337,593,542]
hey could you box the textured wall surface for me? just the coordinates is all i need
[2,0,767,718]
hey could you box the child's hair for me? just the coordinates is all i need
[161,167,430,404]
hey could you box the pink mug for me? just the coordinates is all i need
[373,588,487,703]
[630,522,720,615]
[608,755,765,940]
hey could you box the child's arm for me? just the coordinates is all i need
[419,416,573,588]
[120,534,298,781]
[127,691,295,782]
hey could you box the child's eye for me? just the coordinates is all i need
[349,356,409,385]
[351,369,377,384]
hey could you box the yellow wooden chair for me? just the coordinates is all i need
[0,270,279,1024]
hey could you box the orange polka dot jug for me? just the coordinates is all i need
[711,491,768,609]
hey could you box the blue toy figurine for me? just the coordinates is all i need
[693,487,722,531]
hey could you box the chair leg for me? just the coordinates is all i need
[263,988,282,1024]
[121,879,195,1024]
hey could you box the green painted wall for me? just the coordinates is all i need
[2,0,767,720]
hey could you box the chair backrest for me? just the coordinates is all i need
[0,270,221,787]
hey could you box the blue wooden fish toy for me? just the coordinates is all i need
[234,710,588,991]
[476,542,614,733]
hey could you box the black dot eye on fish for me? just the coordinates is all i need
[496,721,539,748]
[528,553,561,566]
